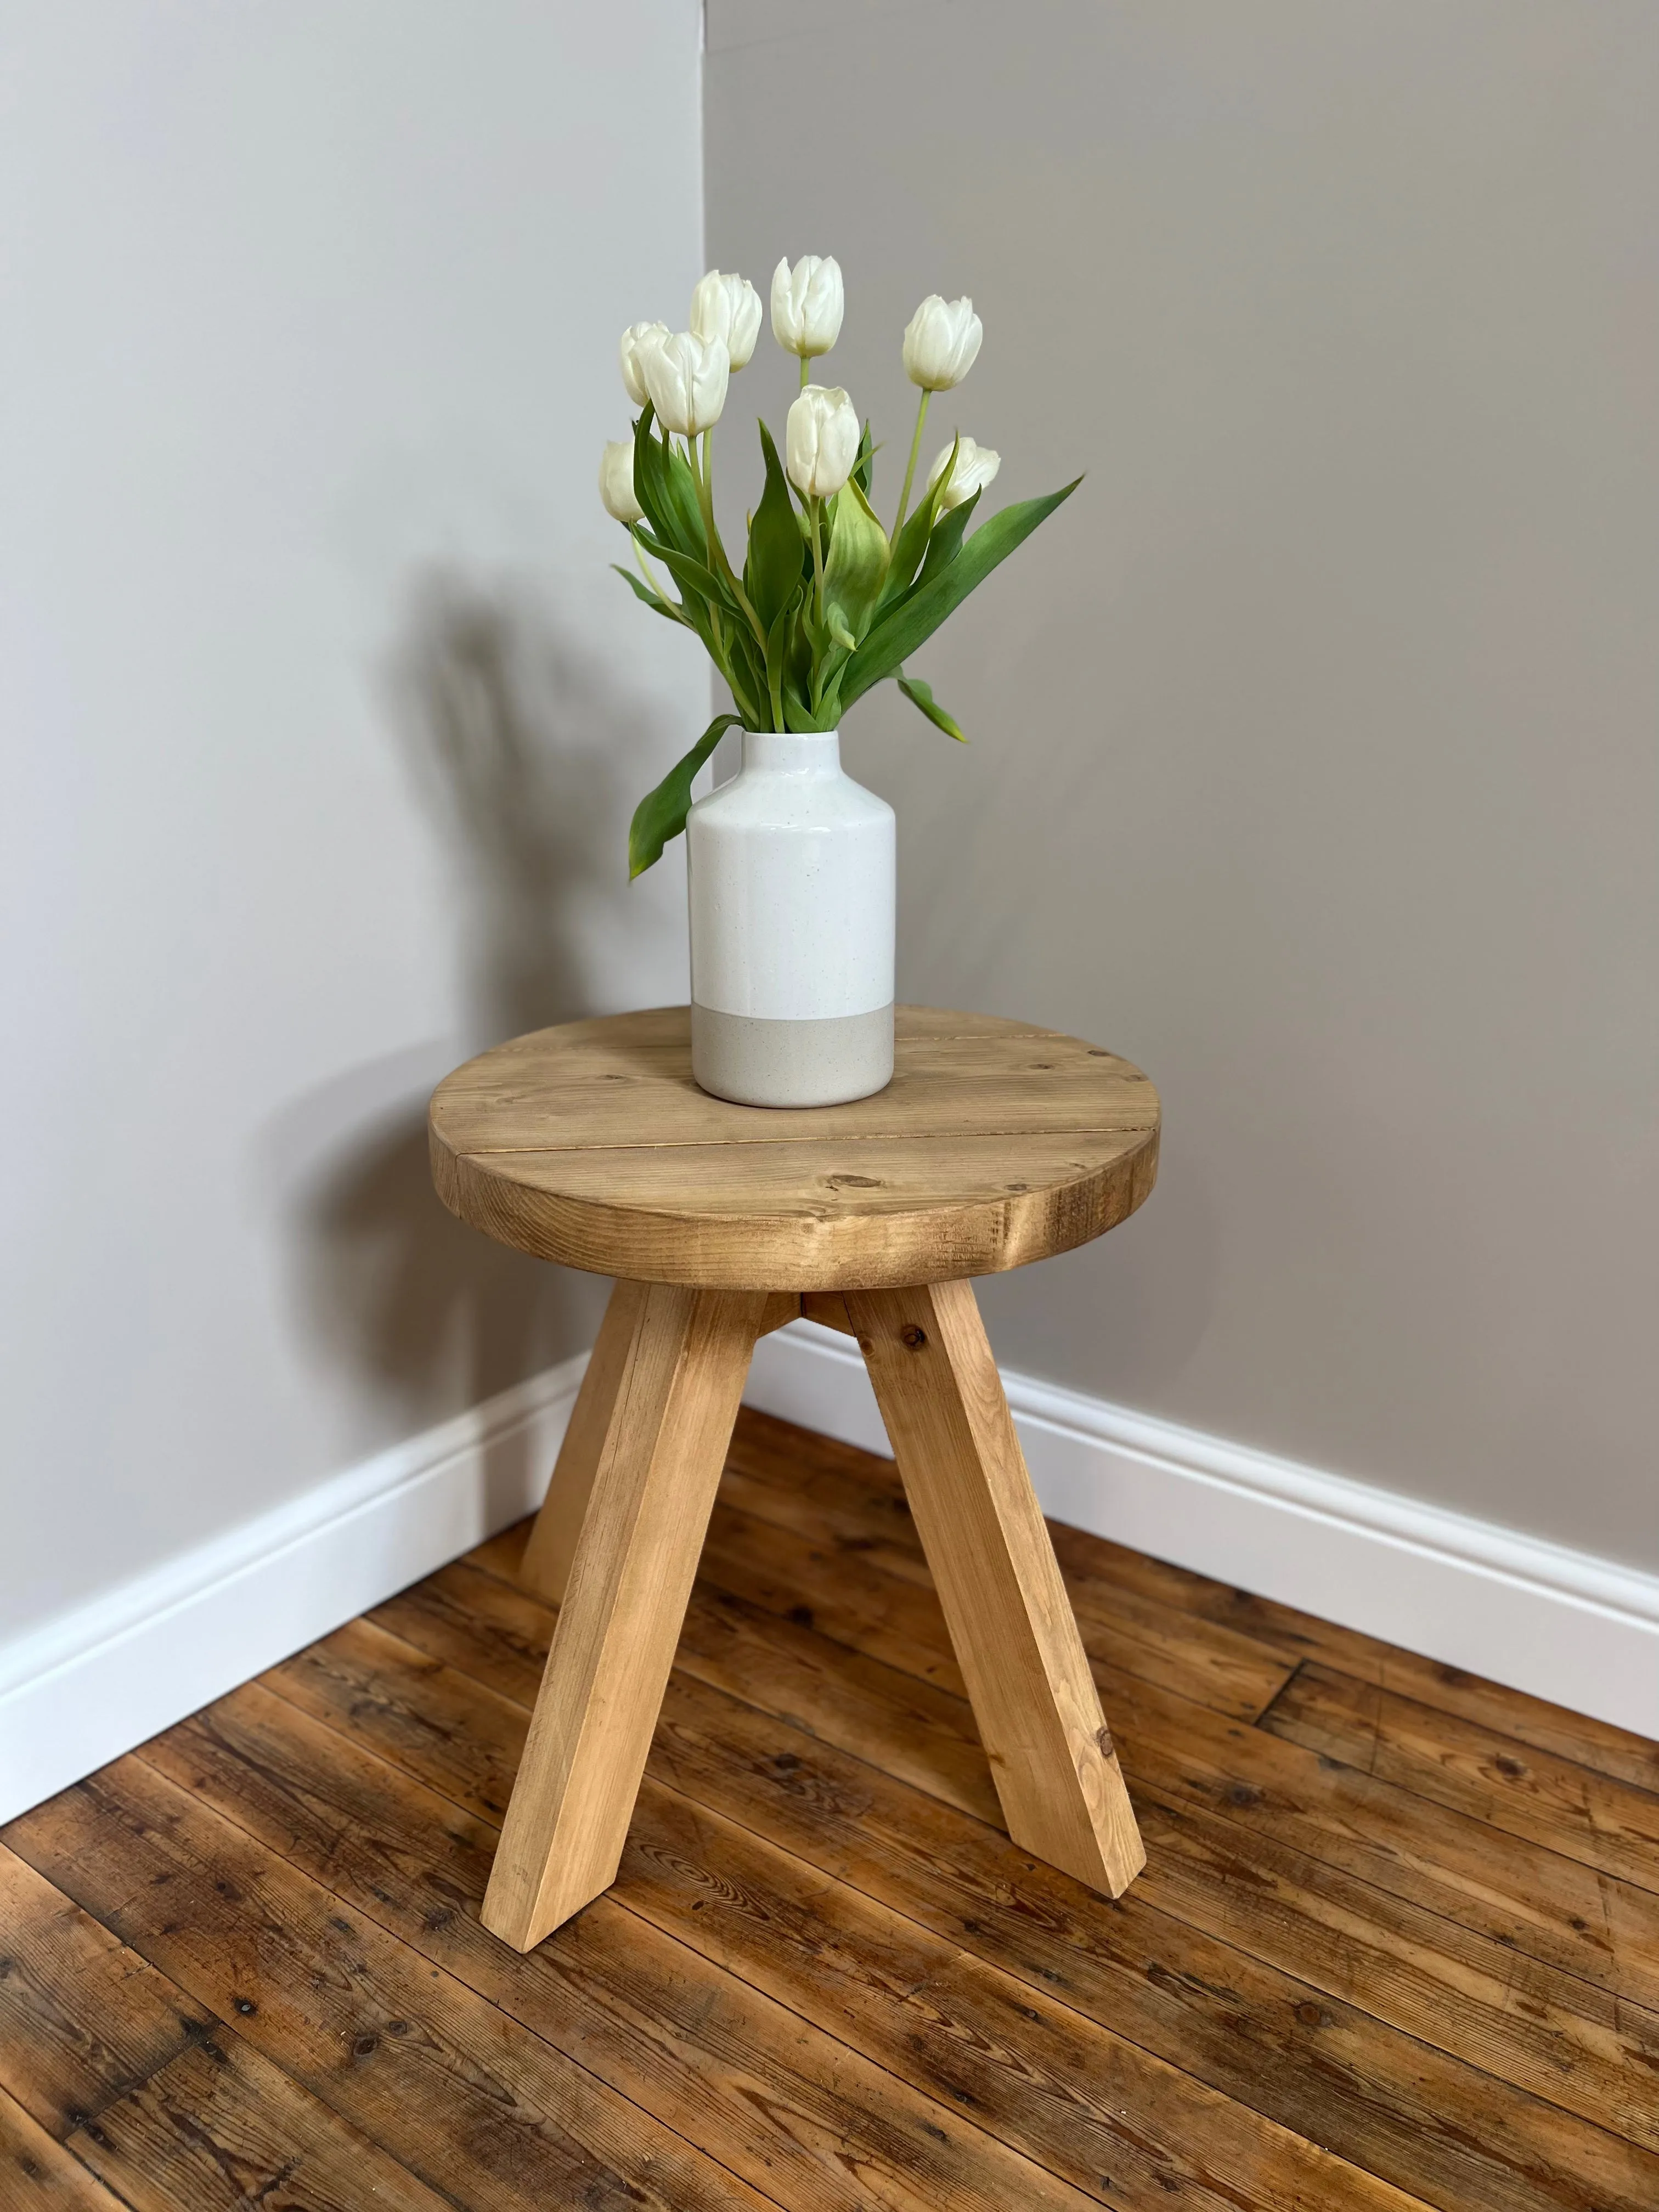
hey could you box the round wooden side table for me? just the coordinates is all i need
[430,1003,1161,1953]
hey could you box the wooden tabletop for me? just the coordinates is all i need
[428,1005,1160,1290]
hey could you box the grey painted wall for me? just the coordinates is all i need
[0,1,707,1640]
[706,0,1658,1566]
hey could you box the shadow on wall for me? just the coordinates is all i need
[267,571,665,1452]
[395,567,635,1045]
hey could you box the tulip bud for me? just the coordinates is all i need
[690,269,762,370]
[619,320,668,408]
[640,330,730,438]
[599,438,643,524]
[771,255,845,359]
[786,384,860,500]
[902,294,983,392]
[926,435,1001,512]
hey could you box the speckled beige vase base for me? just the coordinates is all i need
[691,1003,894,1109]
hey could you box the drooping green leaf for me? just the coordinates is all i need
[628,712,743,879]
[842,477,1082,710]
[747,420,803,633]
[611,563,681,623]
[915,488,979,589]
[896,673,966,741]
[822,477,890,649]
[635,531,728,619]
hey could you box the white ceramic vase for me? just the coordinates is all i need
[686,728,895,1108]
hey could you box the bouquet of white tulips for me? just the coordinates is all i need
[603,255,1079,877]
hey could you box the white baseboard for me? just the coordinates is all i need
[0,1357,586,1825]
[744,1319,1659,1742]
[6,1321,1651,1829]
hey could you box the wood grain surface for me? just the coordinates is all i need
[848,1279,1145,1894]
[8,1406,1657,2212]
[482,1283,766,1950]
[429,1005,1160,1288]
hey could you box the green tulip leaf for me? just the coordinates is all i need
[628,712,743,879]
[724,625,768,732]
[611,563,681,623]
[842,476,1082,710]
[812,668,848,729]
[877,438,955,612]
[635,532,728,619]
[823,477,890,649]
[896,673,966,741]
[632,405,706,560]
[747,420,803,633]
[764,584,803,730]
[916,488,980,589]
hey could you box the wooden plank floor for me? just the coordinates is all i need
[5,1408,1658,2211]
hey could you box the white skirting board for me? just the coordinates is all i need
[744,1318,1659,1743]
[5,1322,1654,1829]
[0,1356,586,1826]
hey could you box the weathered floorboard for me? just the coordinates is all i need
[730,1405,1659,1791]
[4,1760,782,2212]
[0,2087,126,2210]
[5,1407,1657,2212]
[65,2031,459,2212]
[0,1844,215,2140]
[466,1507,1659,2013]
[1261,1662,1659,1893]
[166,1673,1441,2212]
[292,1598,1659,2212]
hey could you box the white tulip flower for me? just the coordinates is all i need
[902,294,983,391]
[619,320,668,407]
[640,330,730,438]
[786,384,860,500]
[771,255,845,359]
[598,438,642,524]
[927,435,1001,512]
[690,269,762,370]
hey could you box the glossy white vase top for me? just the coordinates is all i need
[687,729,895,1021]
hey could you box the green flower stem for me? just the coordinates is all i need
[891,387,932,543]
[799,354,810,391]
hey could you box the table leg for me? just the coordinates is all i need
[482,1282,769,1951]
[845,1279,1146,1898]
[519,1278,648,1605]
[521,1284,801,1606]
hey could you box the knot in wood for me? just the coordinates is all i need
[900,1324,928,1350]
